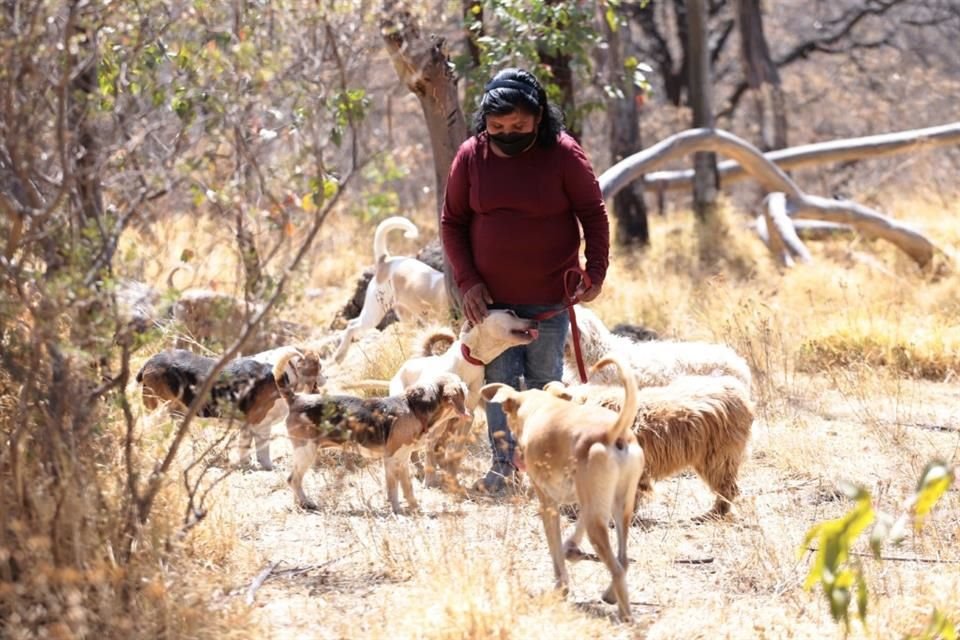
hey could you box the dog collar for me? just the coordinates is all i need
[460,343,486,367]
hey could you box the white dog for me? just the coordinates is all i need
[388,310,541,487]
[334,216,449,363]
[564,305,752,391]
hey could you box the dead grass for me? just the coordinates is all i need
[94,180,960,639]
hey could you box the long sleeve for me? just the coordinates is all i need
[562,138,610,287]
[440,140,484,295]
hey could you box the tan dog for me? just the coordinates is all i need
[137,347,323,470]
[480,355,642,623]
[389,310,540,488]
[334,216,449,363]
[546,374,753,519]
[273,351,470,514]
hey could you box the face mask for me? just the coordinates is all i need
[489,130,537,156]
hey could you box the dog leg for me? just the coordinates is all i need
[604,449,644,606]
[250,420,274,471]
[384,454,411,514]
[422,417,451,489]
[585,516,631,622]
[535,487,569,594]
[696,456,741,520]
[233,425,255,469]
[562,518,589,561]
[288,439,318,510]
[397,452,419,512]
[334,282,387,363]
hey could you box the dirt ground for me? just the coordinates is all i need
[197,367,960,640]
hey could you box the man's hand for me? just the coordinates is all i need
[575,280,602,303]
[462,283,493,325]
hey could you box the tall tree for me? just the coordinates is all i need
[538,0,580,140]
[596,1,650,245]
[735,0,787,150]
[686,0,720,220]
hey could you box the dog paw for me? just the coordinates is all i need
[601,585,616,605]
[296,500,320,512]
[564,544,590,562]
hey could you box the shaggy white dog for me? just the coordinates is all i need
[564,305,752,391]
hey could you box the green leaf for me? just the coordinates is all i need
[913,461,954,531]
[906,608,958,640]
[605,6,618,32]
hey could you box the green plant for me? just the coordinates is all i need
[800,461,956,636]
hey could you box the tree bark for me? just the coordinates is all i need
[380,3,469,216]
[686,0,719,221]
[381,1,469,310]
[599,127,939,268]
[597,2,648,246]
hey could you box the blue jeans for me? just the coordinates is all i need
[485,303,569,466]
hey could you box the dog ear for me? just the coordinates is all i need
[480,383,518,413]
[543,381,573,401]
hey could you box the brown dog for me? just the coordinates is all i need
[273,351,470,514]
[546,374,753,519]
[136,347,323,469]
[480,355,642,623]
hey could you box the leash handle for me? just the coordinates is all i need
[532,266,591,384]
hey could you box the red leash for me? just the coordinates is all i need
[533,267,591,384]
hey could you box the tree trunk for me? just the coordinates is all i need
[686,0,719,221]
[735,0,787,150]
[597,2,648,245]
[381,3,469,216]
[461,0,483,100]
[538,0,579,141]
[381,1,469,310]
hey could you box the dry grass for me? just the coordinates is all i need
[98,180,960,639]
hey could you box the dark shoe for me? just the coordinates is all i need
[473,461,517,495]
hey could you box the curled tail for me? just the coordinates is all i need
[272,350,300,405]
[418,329,456,357]
[373,216,419,263]
[590,354,638,442]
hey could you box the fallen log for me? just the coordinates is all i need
[639,122,960,193]
[599,127,942,267]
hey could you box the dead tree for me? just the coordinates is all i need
[639,122,960,192]
[599,127,941,268]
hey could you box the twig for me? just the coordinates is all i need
[674,557,715,565]
[246,560,283,606]
[806,547,960,564]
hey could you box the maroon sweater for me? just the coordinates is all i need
[441,131,610,305]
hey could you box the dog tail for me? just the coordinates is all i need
[418,328,456,356]
[272,349,300,405]
[373,216,419,263]
[590,354,638,442]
